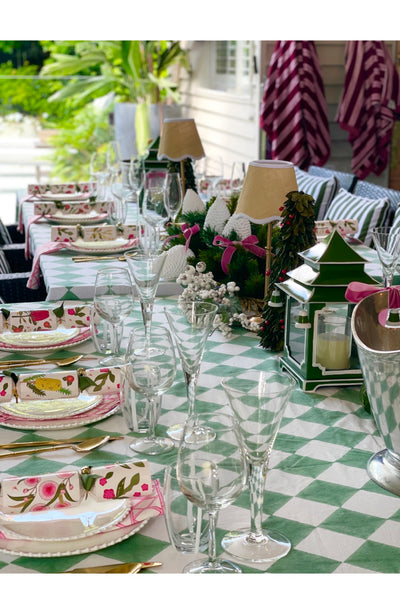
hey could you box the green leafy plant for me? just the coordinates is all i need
[40,41,190,154]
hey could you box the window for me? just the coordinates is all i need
[210,41,253,93]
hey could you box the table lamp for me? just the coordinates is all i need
[157,118,205,196]
[235,160,298,295]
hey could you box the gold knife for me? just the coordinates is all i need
[0,435,123,451]
[67,561,162,574]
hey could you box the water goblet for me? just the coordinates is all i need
[229,161,246,196]
[163,172,183,224]
[176,412,247,573]
[164,301,218,442]
[204,156,224,197]
[89,150,109,201]
[221,370,296,563]
[125,325,176,455]
[93,267,135,365]
[143,178,168,249]
[371,227,400,288]
[108,173,128,225]
[125,251,167,356]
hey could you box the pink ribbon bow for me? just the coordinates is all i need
[345,281,400,326]
[213,235,266,274]
[163,223,200,252]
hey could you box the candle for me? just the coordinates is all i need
[316,332,351,370]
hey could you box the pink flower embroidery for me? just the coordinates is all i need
[141,484,149,492]
[133,492,141,497]
[31,503,48,512]
[31,310,50,322]
[0,390,7,397]
[67,309,76,315]
[39,481,57,499]
[24,477,40,486]
[103,489,115,499]
[99,477,108,486]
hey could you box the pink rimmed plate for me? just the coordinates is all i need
[66,238,137,255]
[46,211,108,225]
[0,327,91,353]
[0,393,120,430]
[38,192,91,202]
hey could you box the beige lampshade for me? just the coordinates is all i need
[158,118,205,162]
[235,160,298,224]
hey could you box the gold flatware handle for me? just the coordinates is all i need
[0,355,83,368]
[72,252,137,263]
[0,435,123,451]
[67,561,162,574]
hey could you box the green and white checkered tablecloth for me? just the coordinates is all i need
[0,296,398,574]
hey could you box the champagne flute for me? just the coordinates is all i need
[89,150,109,201]
[109,172,128,225]
[125,251,167,356]
[163,172,183,224]
[125,326,176,455]
[93,267,134,365]
[164,301,218,442]
[143,173,168,251]
[177,412,247,573]
[221,370,296,563]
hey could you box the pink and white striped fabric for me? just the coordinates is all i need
[336,41,400,180]
[260,41,331,170]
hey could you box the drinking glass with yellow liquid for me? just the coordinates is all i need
[316,307,352,370]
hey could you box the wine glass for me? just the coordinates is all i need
[89,150,109,201]
[106,140,121,180]
[108,172,128,225]
[229,161,246,196]
[164,301,218,442]
[93,267,134,365]
[176,412,247,573]
[143,172,169,251]
[163,172,183,224]
[125,325,176,455]
[371,227,400,288]
[221,370,296,563]
[204,156,224,197]
[125,252,167,356]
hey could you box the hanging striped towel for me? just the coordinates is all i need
[260,41,331,170]
[336,41,400,180]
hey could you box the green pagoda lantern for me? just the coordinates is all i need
[278,230,379,391]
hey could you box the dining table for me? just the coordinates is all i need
[0,193,398,579]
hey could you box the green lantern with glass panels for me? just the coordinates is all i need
[279,230,379,391]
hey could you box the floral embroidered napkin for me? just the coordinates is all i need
[34,201,108,216]
[0,460,153,514]
[51,224,137,242]
[0,304,91,333]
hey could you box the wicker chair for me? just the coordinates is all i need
[0,249,46,303]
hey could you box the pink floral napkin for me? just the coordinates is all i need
[26,242,66,289]
[0,459,155,515]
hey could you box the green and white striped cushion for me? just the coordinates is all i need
[389,205,400,240]
[295,168,339,219]
[324,188,391,246]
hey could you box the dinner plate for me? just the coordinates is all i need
[38,193,90,202]
[0,518,148,557]
[0,393,119,430]
[0,394,101,420]
[0,496,130,542]
[47,211,108,225]
[0,328,79,347]
[66,237,136,255]
[0,327,91,353]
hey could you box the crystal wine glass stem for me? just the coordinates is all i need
[146,396,157,441]
[184,370,199,419]
[141,301,153,352]
[248,461,268,542]
[207,509,219,564]
[110,322,120,356]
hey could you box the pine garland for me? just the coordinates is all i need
[258,191,317,352]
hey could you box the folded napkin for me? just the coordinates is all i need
[34,201,108,216]
[25,214,43,258]
[26,241,66,289]
[0,459,154,515]
[51,224,138,243]
[0,366,123,403]
[0,303,91,333]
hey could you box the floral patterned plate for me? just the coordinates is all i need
[47,211,108,225]
[0,327,91,353]
[0,393,119,430]
[0,496,130,542]
[0,394,101,420]
[66,238,136,255]
[38,192,90,202]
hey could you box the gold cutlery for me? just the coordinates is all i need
[0,435,123,451]
[72,251,137,263]
[67,561,163,574]
[0,354,83,369]
[0,435,118,459]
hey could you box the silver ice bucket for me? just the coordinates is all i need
[352,290,400,496]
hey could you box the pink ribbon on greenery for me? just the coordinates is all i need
[213,235,266,274]
[163,223,200,252]
[345,281,400,326]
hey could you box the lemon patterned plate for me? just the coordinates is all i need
[0,394,101,420]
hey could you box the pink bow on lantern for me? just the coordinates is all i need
[163,223,200,252]
[213,235,266,274]
[345,281,400,326]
